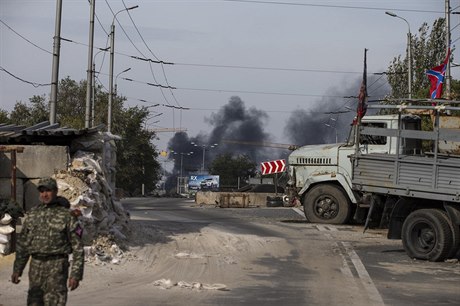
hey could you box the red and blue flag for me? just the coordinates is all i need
[426,49,450,99]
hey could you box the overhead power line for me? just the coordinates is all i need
[0,66,51,88]
[0,19,52,54]
[222,0,443,14]
[175,62,383,75]
[176,86,345,98]
[60,36,388,76]
[121,0,182,108]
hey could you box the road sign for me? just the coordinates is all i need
[261,159,286,175]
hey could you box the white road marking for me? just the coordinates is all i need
[342,241,385,306]
[318,225,385,305]
[292,207,304,217]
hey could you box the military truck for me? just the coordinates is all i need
[286,102,460,261]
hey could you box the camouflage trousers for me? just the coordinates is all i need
[28,257,69,306]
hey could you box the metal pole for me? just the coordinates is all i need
[407,31,412,99]
[180,154,184,193]
[107,6,138,133]
[49,0,63,124]
[142,166,145,196]
[445,0,451,98]
[385,12,411,99]
[108,23,115,133]
[202,146,205,173]
[85,0,95,128]
[92,63,96,126]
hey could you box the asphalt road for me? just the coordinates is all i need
[120,197,460,306]
[1,197,459,306]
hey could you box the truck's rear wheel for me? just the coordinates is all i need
[438,210,460,259]
[402,209,453,262]
[303,184,351,224]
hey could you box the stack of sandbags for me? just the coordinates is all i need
[0,213,14,255]
[0,199,23,255]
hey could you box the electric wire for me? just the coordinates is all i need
[103,0,174,108]
[122,0,181,107]
[0,19,52,54]
[0,66,51,88]
[222,0,443,14]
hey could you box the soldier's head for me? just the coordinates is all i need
[37,177,58,204]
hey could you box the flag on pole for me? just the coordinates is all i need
[356,48,368,119]
[426,49,450,99]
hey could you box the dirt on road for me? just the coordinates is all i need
[0,205,379,306]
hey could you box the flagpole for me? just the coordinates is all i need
[354,48,368,159]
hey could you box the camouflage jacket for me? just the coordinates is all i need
[13,200,84,280]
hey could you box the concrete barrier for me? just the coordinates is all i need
[195,191,285,207]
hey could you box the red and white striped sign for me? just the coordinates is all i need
[261,159,286,175]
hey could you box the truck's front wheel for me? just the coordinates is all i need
[402,209,453,262]
[303,184,351,224]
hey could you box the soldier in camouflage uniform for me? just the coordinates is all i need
[11,177,84,306]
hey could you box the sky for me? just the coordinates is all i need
[0,0,457,170]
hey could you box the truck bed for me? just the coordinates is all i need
[351,153,460,202]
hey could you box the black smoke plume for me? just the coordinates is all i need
[284,76,388,146]
[165,96,275,191]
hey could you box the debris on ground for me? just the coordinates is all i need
[152,279,229,291]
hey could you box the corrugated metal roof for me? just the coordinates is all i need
[0,121,105,145]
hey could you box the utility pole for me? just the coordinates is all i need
[49,0,63,124]
[445,0,451,98]
[108,22,115,133]
[385,11,412,99]
[85,0,96,128]
[108,5,138,133]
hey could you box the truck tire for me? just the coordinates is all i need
[303,184,351,224]
[401,209,453,262]
[438,210,460,259]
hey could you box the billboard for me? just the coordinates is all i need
[189,175,220,191]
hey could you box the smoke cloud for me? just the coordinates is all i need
[165,96,275,190]
[284,75,388,146]
[164,76,389,191]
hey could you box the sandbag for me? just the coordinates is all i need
[0,233,9,244]
[1,213,12,225]
[0,225,15,235]
[0,242,10,254]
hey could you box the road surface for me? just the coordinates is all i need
[1,197,459,305]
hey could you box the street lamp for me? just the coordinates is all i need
[385,11,412,99]
[92,47,110,126]
[172,151,194,194]
[108,5,139,133]
[191,142,218,173]
[325,123,338,143]
[115,67,131,96]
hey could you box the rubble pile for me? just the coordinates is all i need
[53,149,130,258]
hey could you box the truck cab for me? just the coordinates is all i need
[286,114,421,224]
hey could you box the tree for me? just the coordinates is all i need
[209,153,257,187]
[0,109,10,123]
[386,18,451,100]
[3,77,161,195]
[115,106,161,196]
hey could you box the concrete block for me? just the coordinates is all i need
[0,145,69,179]
[219,193,250,208]
[195,191,282,207]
